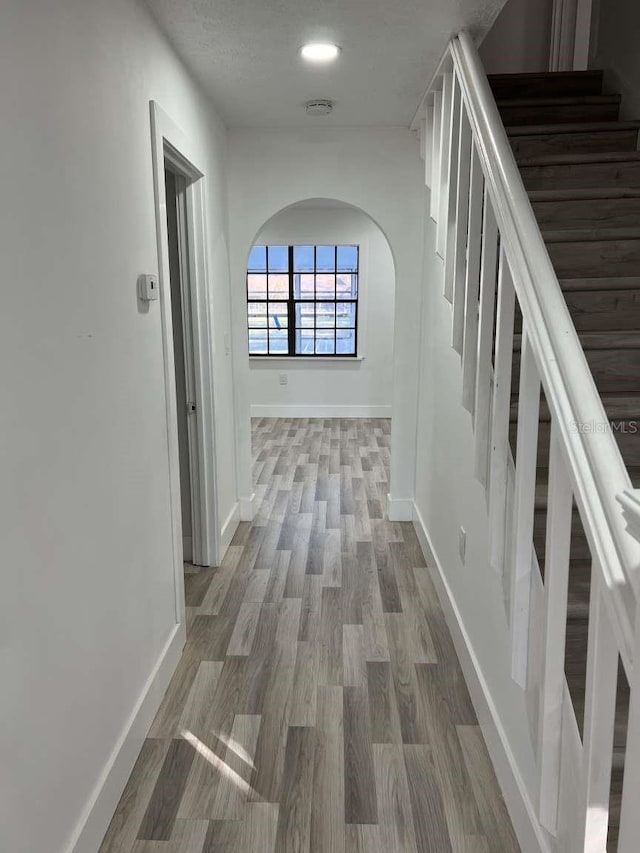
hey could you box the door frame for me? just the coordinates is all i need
[150,101,219,624]
[167,169,203,566]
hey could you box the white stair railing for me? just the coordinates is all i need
[418,31,640,850]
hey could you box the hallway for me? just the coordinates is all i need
[99,418,519,852]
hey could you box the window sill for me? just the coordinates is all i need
[249,355,364,363]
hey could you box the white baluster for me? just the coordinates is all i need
[537,423,573,833]
[577,571,618,852]
[474,190,498,488]
[461,144,484,413]
[616,584,640,853]
[488,251,516,574]
[436,73,453,259]
[451,109,472,353]
[443,76,462,302]
[423,107,433,188]
[510,327,541,687]
[430,87,442,222]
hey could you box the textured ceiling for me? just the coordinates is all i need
[145,0,505,127]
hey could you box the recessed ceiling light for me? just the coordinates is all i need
[300,42,341,63]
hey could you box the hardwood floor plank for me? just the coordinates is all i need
[311,686,345,853]
[238,603,279,714]
[367,661,403,744]
[414,665,482,842]
[403,745,452,853]
[457,726,520,851]
[137,739,195,840]
[227,602,261,656]
[344,824,384,853]
[298,575,323,642]
[185,568,215,607]
[343,624,367,687]
[290,640,320,726]
[374,743,418,853]
[178,657,247,819]
[274,726,317,853]
[202,819,241,852]
[132,818,209,852]
[234,802,280,853]
[319,586,344,686]
[99,739,170,853]
[178,661,224,740]
[385,614,429,744]
[249,601,300,802]
[148,656,200,739]
[343,685,378,824]
[210,714,262,820]
[198,547,244,615]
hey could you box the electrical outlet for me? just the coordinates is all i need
[279,374,288,386]
[459,527,466,564]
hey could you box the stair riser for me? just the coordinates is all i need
[511,129,639,158]
[522,160,640,191]
[489,71,603,100]
[532,197,640,229]
[562,289,640,331]
[515,289,640,332]
[510,419,640,467]
[533,510,591,560]
[499,102,619,127]
[546,238,640,278]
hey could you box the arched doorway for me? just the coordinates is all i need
[244,199,396,424]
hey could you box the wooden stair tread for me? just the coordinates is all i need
[506,120,640,137]
[559,276,640,292]
[489,70,602,83]
[529,187,640,202]
[515,330,640,349]
[511,394,640,422]
[497,95,620,109]
[488,69,603,99]
[542,225,640,243]
[518,151,640,167]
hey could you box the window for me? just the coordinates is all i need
[247,244,359,356]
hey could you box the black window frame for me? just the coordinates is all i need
[247,244,359,357]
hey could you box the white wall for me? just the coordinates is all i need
[249,205,395,418]
[591,0,640,118]
[479,0,554,74]
[227,128,425,518]
[0,1,236,851]
[413,207,544,845]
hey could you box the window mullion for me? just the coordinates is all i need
[288,245,295,356]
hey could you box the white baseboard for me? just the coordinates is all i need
[220,502,240,560]
[386,494,414,522]
[239,493,257,522]
[250,404,392,418]
[411,503,552,853]
[66,623,185,853]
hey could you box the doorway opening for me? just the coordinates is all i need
[164,168,199,564]
[150,101,220,616]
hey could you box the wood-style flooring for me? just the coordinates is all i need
[99,418,520,853]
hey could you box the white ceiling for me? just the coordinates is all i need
[145,0,505,128]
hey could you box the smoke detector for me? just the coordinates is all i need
[305,99,334,117]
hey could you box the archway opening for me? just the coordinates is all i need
[244,198,397,431]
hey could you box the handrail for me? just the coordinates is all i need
[450,31,639,672]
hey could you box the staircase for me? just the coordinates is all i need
[491,69,639,850]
